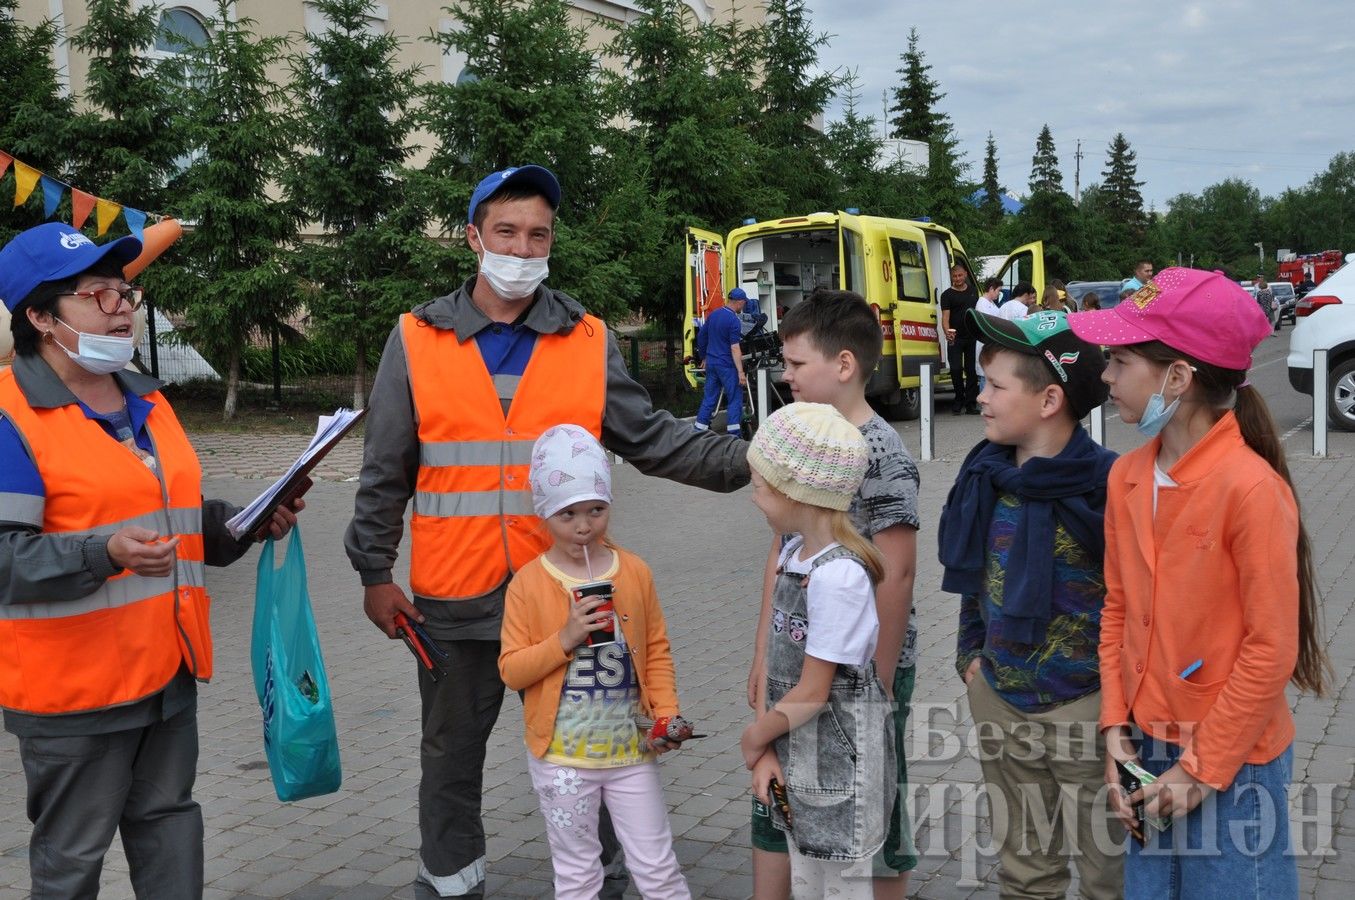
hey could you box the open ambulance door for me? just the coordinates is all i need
[684,227,727,388]
[993,240,1046,301]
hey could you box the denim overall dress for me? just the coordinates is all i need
[766,543,895,861]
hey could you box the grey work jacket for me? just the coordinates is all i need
[343,276,750,639]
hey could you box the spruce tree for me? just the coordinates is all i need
[754,0,837,213]
[1101,132,1146,233]
[287,0,441,408]
[608,0,774,395]
[421,0,630,319]
[980,132,1004,225]
[0,1,76,240]
[1029,124,1064,195]
[160,2,301,419]
[888,28,944,143]
[69,0,186,215]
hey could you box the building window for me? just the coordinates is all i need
[155,8,210,55]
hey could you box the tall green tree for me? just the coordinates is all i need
[159,2,301,419]
[607,0,776,394]
[753,0,837,213]
[888,28,944,143]
[1,1,76,241]
[69,0,186,217]
[288,0,441,408]
[979,132,1004,226]
[1101,133,1146,237]
[1029,124,1063,195]
[420,0,629,319]
[887,28,969,228]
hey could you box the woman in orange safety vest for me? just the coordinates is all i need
[0,223,302,900]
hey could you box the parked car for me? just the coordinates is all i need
[1286,253,1355,430]
[1273,281,1298,325]
[1065,280,1127,311]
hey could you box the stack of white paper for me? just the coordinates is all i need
[226,408,364,540]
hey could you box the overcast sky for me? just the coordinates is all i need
[800,0,1354,209]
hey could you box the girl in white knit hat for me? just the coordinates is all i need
[499,425,692,900]
[738,402,895,898]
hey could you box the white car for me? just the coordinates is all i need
[1287,253,1355,430]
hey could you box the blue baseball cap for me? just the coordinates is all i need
[0,223,142,313]
[728,288,748,301]
[466,165,561,226]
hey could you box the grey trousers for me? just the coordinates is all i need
[415,638,629,898]
[19,701,203,900]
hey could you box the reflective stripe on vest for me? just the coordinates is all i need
[401,312,607,600]
[0,369,212,715]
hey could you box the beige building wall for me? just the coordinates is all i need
[17,1,762,100]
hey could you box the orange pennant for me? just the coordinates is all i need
[13,162,40,207]
[0,151,12,178]
[71,189,96,229]
[95,198,122,236]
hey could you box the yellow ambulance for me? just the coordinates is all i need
[684,211,1043,419]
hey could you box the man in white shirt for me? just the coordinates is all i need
[975,279,1032,386]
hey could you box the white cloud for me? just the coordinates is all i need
[1183,5,1208,28]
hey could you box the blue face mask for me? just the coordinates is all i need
[1136,371,1179,438]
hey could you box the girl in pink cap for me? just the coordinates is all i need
[1068,268,1329,899]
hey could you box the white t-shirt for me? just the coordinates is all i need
[998,299,1030,321]
[778,539,878,666]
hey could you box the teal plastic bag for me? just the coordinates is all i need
[251,525,342,801]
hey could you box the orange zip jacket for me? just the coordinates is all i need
[1100,412,1298,790]
[499,545,680,759]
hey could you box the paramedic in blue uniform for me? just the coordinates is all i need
[693,290,747,435]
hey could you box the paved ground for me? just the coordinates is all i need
[0,334,1352,898]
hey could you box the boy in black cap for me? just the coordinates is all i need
[937,309,1124,898]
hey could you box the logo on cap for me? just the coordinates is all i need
[60,232,95,251]
[1044,349,1072,383]
[1131,282,1161,310]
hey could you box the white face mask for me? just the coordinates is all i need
[477,246,550,300]
[53,317,136,375]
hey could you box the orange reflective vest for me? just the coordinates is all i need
[401,313,607,600]
[0,370,211,715]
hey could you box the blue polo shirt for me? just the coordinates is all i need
[699,306,742,371]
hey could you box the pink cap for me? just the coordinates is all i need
[1067,267,1272,370]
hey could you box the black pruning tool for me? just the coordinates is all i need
[394,612,449,681]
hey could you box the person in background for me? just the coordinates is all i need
[940,264,980,415]
[1134,259,1154,285]
[1080,292,1102,311]
[1039,285,1067,313]
[1255,276,1278,335]
[735,287,769,337]
[696,290,748,436]
[0,223,302,899]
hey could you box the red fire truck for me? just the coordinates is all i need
[1278,250,1344,288]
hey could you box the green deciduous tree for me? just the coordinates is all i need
[159,2,301,419]
[288,0,443,408]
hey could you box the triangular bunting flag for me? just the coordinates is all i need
[123,208,147,242]
[0,151,12,179]
[13,162,40,207]
[95,198,122,236]
[71,189,96,229]
[40,176,63,219]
